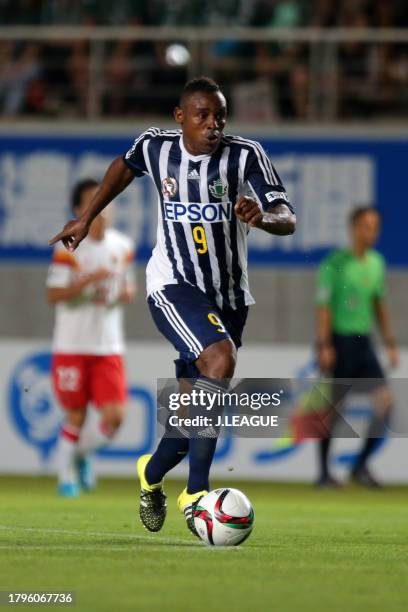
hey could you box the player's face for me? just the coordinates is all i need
[175,91,227,155]
[352,211,381,249]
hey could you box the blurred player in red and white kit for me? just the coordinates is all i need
[47,179,136,497]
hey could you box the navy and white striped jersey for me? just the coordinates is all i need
[123,127,293,310]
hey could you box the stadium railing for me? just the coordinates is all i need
[1,26,408,121]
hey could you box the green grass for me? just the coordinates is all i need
[0,476,407,612]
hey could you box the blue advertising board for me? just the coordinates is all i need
[0,133,405,265]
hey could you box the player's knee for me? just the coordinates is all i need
[382,394,393,417]
[109,413,124,432]
[66,409,86,429]
[197,339,237,379]
[373,386,394,418]
[382,400,393,419]
[101,405,125,432]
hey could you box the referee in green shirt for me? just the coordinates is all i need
[316,206,399,487]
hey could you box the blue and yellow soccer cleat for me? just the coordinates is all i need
[136,454,167,532]
[58,482,80,498]
[177,488,208,537]
[76,456,96,492]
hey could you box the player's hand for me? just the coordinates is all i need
[318,345,336,374]
[119,285,137,304]
[90,267,112,283]
[235,197,263,227]
[387,345,399,370]
[49,218,90,252]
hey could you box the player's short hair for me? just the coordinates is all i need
[71,178,98,214]
[349,205,380,225]
[179,76,222,107]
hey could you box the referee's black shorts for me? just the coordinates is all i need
[332,333,385,389]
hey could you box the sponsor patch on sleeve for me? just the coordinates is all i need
[265,190,289,204]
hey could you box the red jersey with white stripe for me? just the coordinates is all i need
[47,228,135,355]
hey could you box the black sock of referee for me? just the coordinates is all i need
[353,413,389,473]
[318,437,331,480]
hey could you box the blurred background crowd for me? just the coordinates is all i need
[1,0,408,120]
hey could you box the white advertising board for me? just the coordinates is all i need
[1,340,407,483]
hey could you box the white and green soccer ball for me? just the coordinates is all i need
[194,488,254,547]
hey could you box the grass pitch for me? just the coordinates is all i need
[0,476,407,612]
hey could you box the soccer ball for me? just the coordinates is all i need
[194,488,254,546]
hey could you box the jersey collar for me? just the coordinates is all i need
[179,135,215,161]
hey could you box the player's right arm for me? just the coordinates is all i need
[316,256,336,373]
[317,307,335,373]
[49,128,156,251]
[46,247,112,304]
[49,157,135,251]
[47,268,112,304]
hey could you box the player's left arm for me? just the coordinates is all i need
[235,198,295,235]
[119,248,137,304]
[49,157,135,251]
[373,257,399,368]
[373,298,399,369]
[238,143,296,235]
[120,282,136,304]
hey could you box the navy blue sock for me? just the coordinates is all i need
[187,436,218,493]
[145,435,189,485]
[187,376,227,494]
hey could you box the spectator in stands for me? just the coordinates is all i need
[1,0,407,121]
[309,0,339,27]
[0,42,44,115]
[337,7,384,117]
[208,0,259,68]
[42,6,99,116]
[254,0,310,118]
[0,0,44,24]
[104,4,157,115]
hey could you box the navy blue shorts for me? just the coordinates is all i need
[148,284,248,378]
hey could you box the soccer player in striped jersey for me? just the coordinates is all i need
[49,77,296,535]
